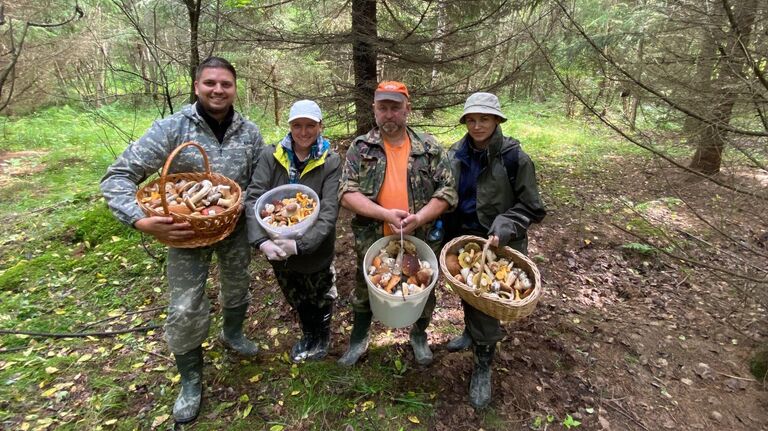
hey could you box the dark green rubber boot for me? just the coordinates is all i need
[219,304,259,357]
[337,311,372,366]
[409,327,434,366]
[446,328,472,352]
[469,343,495,409]
[173,346,203,424]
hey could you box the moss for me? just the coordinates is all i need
[0,253,71,290]
[750,346,768,383]
[70,203,135,246]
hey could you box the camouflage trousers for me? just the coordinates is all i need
[165,222,251,355]
[350,220,441,333]
[272,264,337,311]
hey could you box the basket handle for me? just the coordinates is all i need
[158,141,211,215]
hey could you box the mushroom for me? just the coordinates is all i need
[179,180,198,195]
[189,180,213,204]
[183,196,199,212]
[202,192,221,207]
[415,267,433,285]
[401,254,420,276]
[445,253,461,276]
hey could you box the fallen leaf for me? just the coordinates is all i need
[45,367,59,374]
[290,390,300,396]
[408,416,420,424]
[151,414,169,429]
[104,419,118,425]
[269,426,284,431]
[243,404,253,418]
[249,374,262,383]
[361,400,375,412]
[77,354,93,363]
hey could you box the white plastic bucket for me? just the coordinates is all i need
[254,184,320,239]
[364,235,438,328]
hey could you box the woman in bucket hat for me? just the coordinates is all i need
[442,92,547,408]
[245,100,341,362]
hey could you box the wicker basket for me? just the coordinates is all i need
[135,141,242,248]
[439,235,542,321]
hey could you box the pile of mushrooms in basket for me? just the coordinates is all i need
[444,241,534,301]
[139,179,238,216]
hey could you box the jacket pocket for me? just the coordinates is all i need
[357,156,379,197]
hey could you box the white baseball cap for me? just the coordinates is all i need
[288,100,322,123]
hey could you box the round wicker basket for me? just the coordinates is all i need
[135,141,242,248]
[439,235,542,321]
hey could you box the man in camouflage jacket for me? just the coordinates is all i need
[337,81,457,367]
[100,57,264,424]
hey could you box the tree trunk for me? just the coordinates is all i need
[270,64,280,126]
[682,27,718,136]
[184,0,202,104]
[689,0,758,175]
[351,0,377,135]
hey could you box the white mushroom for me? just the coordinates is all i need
[189,180,213,204]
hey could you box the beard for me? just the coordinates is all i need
[379,121,403,135]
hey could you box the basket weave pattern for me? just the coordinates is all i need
[439,235,542,321]
[135,141,242,248]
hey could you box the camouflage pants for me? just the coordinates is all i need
[165,222,251,355]
[350,220,441,333]
[272,264,337,311]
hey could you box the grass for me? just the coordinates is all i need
[0,102,640,429]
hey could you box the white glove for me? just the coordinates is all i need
[274,239,298,257]
[259,240,287,261]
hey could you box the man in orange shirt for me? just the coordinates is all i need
[338,81,457,366]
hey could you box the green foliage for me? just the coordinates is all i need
[562,414,582,429]
[621,242,656,255]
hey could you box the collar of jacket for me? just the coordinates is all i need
[455,125,503,163]
[273,140,330,178]
[183,103,244,130]
[358,126,431,157]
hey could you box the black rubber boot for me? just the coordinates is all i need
[173,346,203,424]
[337,311,372,366]
[306,303,332,361]
[219,304,259,357]
[409,327,433,366]
[469,343,495,409]
[446,328,472,352]
[290,304,316,363]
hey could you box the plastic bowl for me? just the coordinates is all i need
[254,184,320,239]
[363,235,438,328]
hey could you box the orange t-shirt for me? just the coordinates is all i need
[378,136,411,236]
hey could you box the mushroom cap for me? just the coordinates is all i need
[401,254,421,277]
[445,253,461,275]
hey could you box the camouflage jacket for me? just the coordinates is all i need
[339,126,457,246]
[245,143,341,274]
[100,103,265,227]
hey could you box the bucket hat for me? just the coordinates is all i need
[459,92,507,123]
